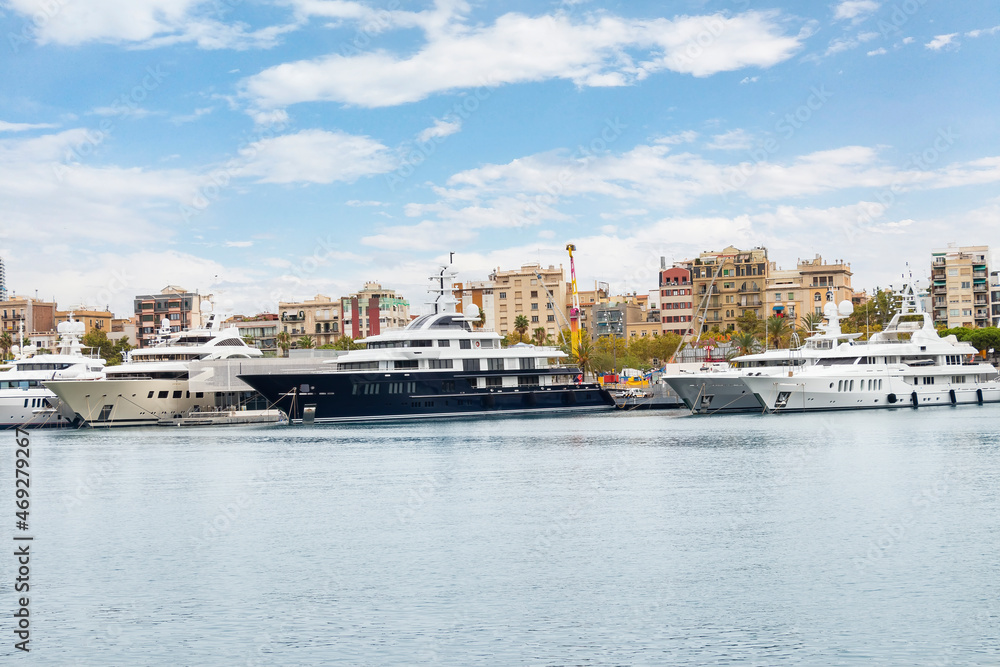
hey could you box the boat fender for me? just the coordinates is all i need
[887,393,897,404]
[949,389,957,405]
[977,388,984,405]
[910,391,918,408]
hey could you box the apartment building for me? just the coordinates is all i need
[133,286,208,348]
[573,283,610,339]
[491,264,567,338]
[228,314,280,353]
[659,266,694,336]
[765,255,853,326]
[930,245,990,328]
[55,308,113,335]
[341,283,410,339]
[0,256,6,301]
[279,295,342,346]
[691,246,768,333]
[765,264,803,324]
[1,297,56,337]
[453,280,496,330]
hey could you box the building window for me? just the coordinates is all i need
[531,315,539,323]
[499,292,507,299]
[961,281,971,289]
[530,291,538,298]
[547,315,555,322]
[531,303,538,310]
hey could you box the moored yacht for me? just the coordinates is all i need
[0,317,106,428]
[741,285,1000,412]
[238,262,615,424]
[663,297,861,414]
[45,312,268,427]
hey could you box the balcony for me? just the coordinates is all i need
[974,285,987,293]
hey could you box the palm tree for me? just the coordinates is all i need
[572,336,595,380]
[298,335,315,349]
[0,331,11,361]
[532,327,546,346]
[731,332,760,357]
[799,312,824,336]
[513,315,529,343]
[276,331,291,357]
[765,315,792,349]
[242,334,256,348]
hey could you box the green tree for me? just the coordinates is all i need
[799,312,825,336]
[276,331,291,357]
[297,335,315,349]
[572,336,595,380]
[513,315,530,343]
[242,334,256,347]
[81,329,132,366]
[730,332,760,357]
[736,311,761,335]
[0,331,11,360]
[532,327,547,346]
[765,315,793,349]
[332,336,365,351]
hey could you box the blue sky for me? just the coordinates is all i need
[1,0,998,317]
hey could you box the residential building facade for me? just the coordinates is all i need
[797,255,853,318]
[930,245,990,329]
[491,264,567,339]
[133,286,208,347]
[453,280,496,330]
[279,296,341,347]
[659,266,694,336]
[1,297,56,337]
[341,283,410,339]
[228,314,280,353]
[691,246,768,333]
[56,308,113,335]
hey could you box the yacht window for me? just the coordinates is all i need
[394,360,419,369]
[459,340,472,350]
[438,340,450,347]
[486,377,502,387]
[172,391,182,398]
[408,340,433,348]
[849,380,854,391]
[463,359,479,372]
[407,382,416,393]
[158,391,169,398]
[518,376,540,387]
[428,359,453,369]
[487,359,504,371]
[520,358,536,370]
[441,380,455,393]
[147,391,155,398]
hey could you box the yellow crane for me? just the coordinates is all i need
[566,243,581,354]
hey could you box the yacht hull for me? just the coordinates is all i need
[662,373,762,414]
[0,390,78,428]
[44,378,214,427]
[742,374,1000,413]
[239,371,615,424]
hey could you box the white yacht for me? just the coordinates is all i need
[663,297,861,414]
[45,313,268,427]
[238,262,615,424]
[0,317,106,428]
[741,285,1000,412]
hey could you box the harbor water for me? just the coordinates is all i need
[4,407,1000,665]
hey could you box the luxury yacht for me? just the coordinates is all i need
[0,317,106,428]
[740,285,999,413]
[238,262,615,424]
[45,313,266,426]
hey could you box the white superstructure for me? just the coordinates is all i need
[45,312,265,427]
[741,285,1000,412]
[0,316,106,428]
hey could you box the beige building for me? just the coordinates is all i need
[659,265,694,336]
[765,255,853,328]
[491,264,567,338]
[453,280,496,330]
[56,308,113,335]
[133,286,210,348]
[1,297,56,337]
[691,246,768,333]
[931,245,990,328]
[279,295,342,347]
[572,283,610,339]
[341,282,410,339]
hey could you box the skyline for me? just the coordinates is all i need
[1,0,998,317]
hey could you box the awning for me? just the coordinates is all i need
[772,305,785,310]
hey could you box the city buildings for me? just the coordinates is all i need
[765,255,853,327]
[1,297,56,338]
[930,245,991,329]
[55,308,113,334]
[0,256,6,302]
[659,264,694,336]
[491,264,567,339]
[341,282,410,339]
[227,314,279,353]
[133,286,210,347]
[453,280,496,330]
[279,295,341,347]
[691,246,769,333]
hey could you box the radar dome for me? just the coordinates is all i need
[161,317,171,329]
[200,301,214,313]
[57,320,86,337]
[823,302,839,319]
[838,300,854,316]
[466,304,481,319]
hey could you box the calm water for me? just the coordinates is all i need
[4,407,1000,665]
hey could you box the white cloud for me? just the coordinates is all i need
[5,0,300,49]
[237,129,397,184]
[171,107,214,124]
[0,120,59,132]
[739,76,759,84]
[925,33,958,50]
[833,1,880,21]
[867,47,887,56]
[706,129,753,150]
[416,117,462,143]
[966,25,1000,38]
[242,9,807,109]
[225,240,253,248]
[823,30,880,55]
